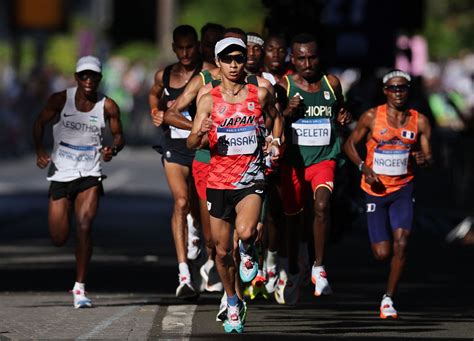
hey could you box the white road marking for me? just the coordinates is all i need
[161,305,196,337]
[75,306,136,340]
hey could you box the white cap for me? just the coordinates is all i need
[76,55,102,73]
[214,38,246,59]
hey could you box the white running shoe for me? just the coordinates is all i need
[282,272,300,306]
[446,217,473,243]
[72,288,92,309]
[380,294,398,319]
[200,259,223,292]
[274,269,287,305]
[239,242,258,283]
[187,214,201,260]
[216,292,227,322]
[265,265,279,294]
[176,273,197,299]
[312,265,333,296]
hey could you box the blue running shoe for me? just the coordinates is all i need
[239,242,258,283]
[223,303,244,333]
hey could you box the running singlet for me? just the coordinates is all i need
[285,74,342,168]
[207,84,266,190]
[194,73,260,165]
[361,104,419,196]
[161,64,201,156]
[47,87,106,182]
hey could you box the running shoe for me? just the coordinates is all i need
[312,265,333,296]
[239,241,258,283]
[216,292,227,322]
[175,274,197,299]
[71,288,92,309]
[446,217,473,243]
[223,302,246,333]
[274,269,287,305]
[187,213,201,260]
[200,259,223,293]
[380,294,398,319]
[247,274,269,300]
[282,272,300,306]
[265,265,279,294]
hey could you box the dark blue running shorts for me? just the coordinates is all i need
[365,181,414,243]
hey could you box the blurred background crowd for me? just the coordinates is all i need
[0,0,472,217]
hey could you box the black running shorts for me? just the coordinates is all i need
[206,182,266,221]
[49,176,104,200]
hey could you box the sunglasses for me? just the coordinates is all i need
[219,54,247,64]
[77,72,102,82]
[384,84,410,92]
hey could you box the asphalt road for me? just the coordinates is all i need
[0,147,473,340]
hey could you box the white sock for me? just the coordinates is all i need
[179,262,190,276]
[266,250,278,269]
[187,214,198,238]
[73,282,85,291]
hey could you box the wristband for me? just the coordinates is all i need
[358,161,364,171]
[271,137,281,146]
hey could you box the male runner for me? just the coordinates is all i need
[275,33,351,305]
[33,55,124,308]
[262,33,290,85]
[200,23,225,69]
[245,32,264,76]
[344,69,432,318]
[187,37,281,333]
[149,25,202,298]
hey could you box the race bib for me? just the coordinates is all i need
[216,125,257,155]
[56,141,97,171]
[373,149,409,175]
[170,111,192,139]
[291,118,331,146]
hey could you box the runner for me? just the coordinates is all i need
[343,69,433,318]
[187,37,281,333]
[32,55,124,308]
[149,25,202,298]
[200,23,225,69]
[274,33,351,305]
[262,33,290,85]
[245,32,264,76]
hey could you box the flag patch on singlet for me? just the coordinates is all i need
[401,130,415,140]
[248,102,255,111]
[89,116,98,123]
[324,91,330,100]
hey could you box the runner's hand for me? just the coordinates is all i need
[198,118,213,136]
[361,164,379,185]
[337,108,352,125]
[36,148,50,169]
[284,93,303,117]
[412,151,428,166]
[151,108,164,127]
[100,146,113,162]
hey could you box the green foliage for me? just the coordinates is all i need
[112,41,159,64]
[423,0,474,59]
[178,0,267,36]
[45,35,77,74]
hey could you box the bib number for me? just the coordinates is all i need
[216,126,257,155]
[373,149,409,175]
[56,141,97,171]
[291,118,331,146]
[170,111,192,139]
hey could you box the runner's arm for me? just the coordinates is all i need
[32,91,66,169]
[149,69,165,126]
[102,97,125,161]
[327,74,351,125]
[164,74,203,130]
[343,109,379,183]
[187,93,212,150]
[413,113,433,167]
